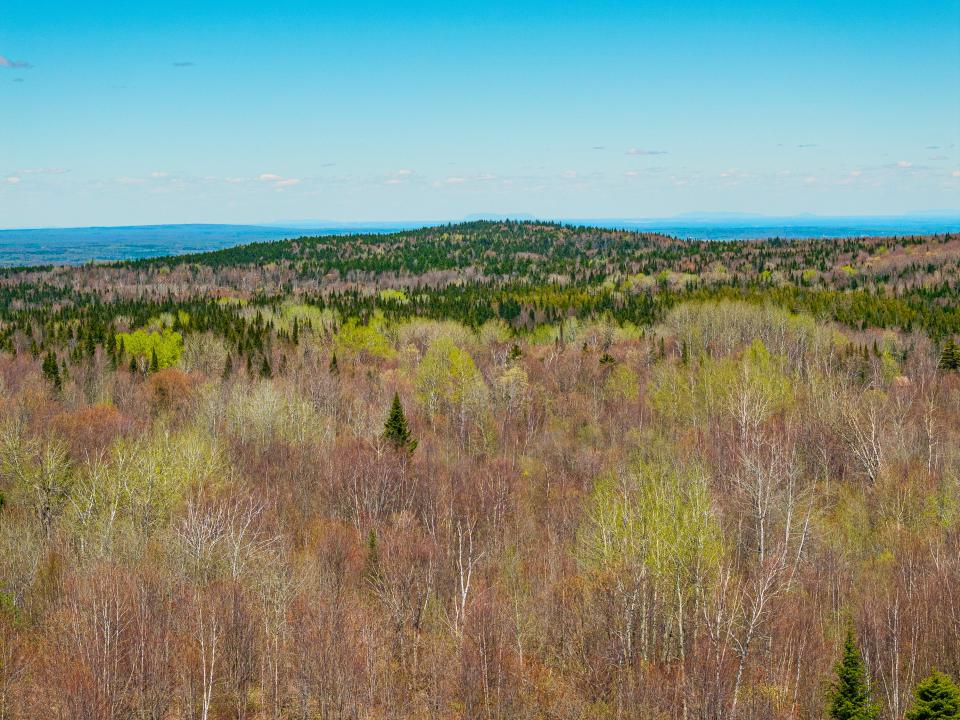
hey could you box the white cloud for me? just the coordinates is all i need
[258,172,301,189]
[952,170,960,178]
[560,170,577,179]
[116,176,146,185]
[0,55,31,69]
[150,171,169,178]
[626,147,667,156]
[19,167,68,175]
[4,176,21,184]
[445,176,466,184]
[896,160,912,168]
[386,169,414,185]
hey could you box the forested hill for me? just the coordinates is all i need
[116,220,956,289]
[2,220,960,341]
[119,220,682,276]
[1,220,960,718]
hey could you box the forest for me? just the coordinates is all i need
[0,221,958,719]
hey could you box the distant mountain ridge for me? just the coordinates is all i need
[1,215,959,266]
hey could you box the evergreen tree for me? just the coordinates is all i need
[508,343,522,362]
[939,340,960,371]
[222,354,233,379]
[828,629,880,720]
[150,347,160,372]
[363,529,380,585]
[41,350,61,391]
[329,352,339,375]
[260,356,272,378]
[383,392,417,453]
[906,671,960,720]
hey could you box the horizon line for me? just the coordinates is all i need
[3,210,960,233]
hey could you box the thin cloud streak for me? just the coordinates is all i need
[0,55,32,69]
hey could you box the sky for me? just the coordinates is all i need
[1,0,959,228]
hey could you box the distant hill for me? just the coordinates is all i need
[2,215,959,266]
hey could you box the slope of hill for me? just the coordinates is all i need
[0,221,958,719]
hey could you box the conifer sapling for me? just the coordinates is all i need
[383,392,417,453]
[827,629,880,720]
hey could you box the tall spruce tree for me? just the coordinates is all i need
[939,340,960,371]
[906,671,960,720]
[383,392,417,453]
[41,350,61,391]
[828,629,880,720]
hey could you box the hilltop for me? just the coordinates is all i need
[2,221,959,343]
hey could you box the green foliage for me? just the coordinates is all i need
[906,671,960,720]
[651,336,793,428]
[363,529,381,584]
[827,629,880,720]
[378,288,409,304]
[940,340,960,371]
[578,449,723,601]
[603,363,638,402]
[415,336,485,416]
[334,318,393,361]
[68,426,227,558]
[116,328,183,368]
[0,591,20,625]
[383,392,417,453]
[42,350,61,390]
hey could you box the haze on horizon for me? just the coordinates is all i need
[2,0,959,229]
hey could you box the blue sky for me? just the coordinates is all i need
[1,0,958,227]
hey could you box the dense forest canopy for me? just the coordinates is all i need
[0,221,958,719]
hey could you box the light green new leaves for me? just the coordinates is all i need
[68,427,227,561]
[578,455,723,590]
[334,317,393,360]
[603,364,639,403]
[116,328,184,368]
[415,336,487,417]
[651,339,793,427]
